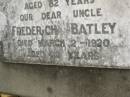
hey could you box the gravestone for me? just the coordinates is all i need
[0,0,130,68]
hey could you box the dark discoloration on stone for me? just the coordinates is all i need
[0,41,4,60]
[47,87,53,94]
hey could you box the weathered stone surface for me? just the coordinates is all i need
[0,0,130,68]
[1,63,130,97]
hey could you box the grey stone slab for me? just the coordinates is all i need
[0,62,130,97]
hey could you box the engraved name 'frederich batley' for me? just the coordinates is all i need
[1,0,130,68]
